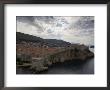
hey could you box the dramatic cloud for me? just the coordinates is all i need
[17,16,94,45]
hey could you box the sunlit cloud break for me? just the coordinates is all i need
[17,16,94,45]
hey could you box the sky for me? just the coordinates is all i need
[17,16,94,45]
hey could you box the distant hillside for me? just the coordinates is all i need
[16,32,71,47]
[16,32,43,43]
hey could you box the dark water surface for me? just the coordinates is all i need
[39,58,94,74]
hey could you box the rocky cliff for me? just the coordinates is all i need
[16,32,94,73]
[17,45,94,73]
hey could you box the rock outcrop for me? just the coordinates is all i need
[16,45,94,73]
[16,32,94,73]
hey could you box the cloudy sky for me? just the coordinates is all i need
[17,16,94,45]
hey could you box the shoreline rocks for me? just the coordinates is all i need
[16,45,94,74]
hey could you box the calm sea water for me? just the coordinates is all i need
[39,58,94,74]
[16,48,94,74]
